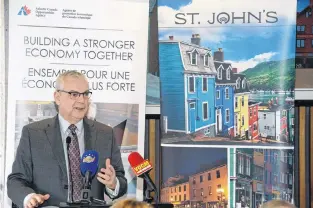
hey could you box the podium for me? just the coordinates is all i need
[58,202,173,208]
[59,202,111,208]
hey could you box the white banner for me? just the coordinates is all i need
[5,0,149,206]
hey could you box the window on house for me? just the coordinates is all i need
[203,102,208,120]
[208,186,212,194]
[191,51,197,65]
[242,79,246,88]
[175,195,177,201]
[184,194,186,201]
[179,195,181,201]
[289,174,293,185]
[236,78,240,89]
[188,77,195,93]
[254,107,257,116]
[235,97,238,108]
[179,186,181,192]
[190,102,195,109]
[297,39,305,48]
[306,10,312,18]
[193,189,196,197]
[202,77,208,92]
[312,39,313,47]
[200,188,203,196]
[216,90,220,99]
[297,25,305,32]
[204,54,210,66]
[226,109,230,123]
[193,177,196,184]
[216,170,220,178]
[184,185,186,191]
[200,175,203,183]
[225,88,229,99]
[249,109,252,117]
[246,158,251,176]
[218,68,222,79]
[263,114,267,119]
[238,154,244,174]
[242,116,244,126]
[208,173,211,180]
[253,123,257,131]
[226,68,230,80]
[241,96,244,106]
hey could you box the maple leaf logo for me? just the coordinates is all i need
[23,6,31,15]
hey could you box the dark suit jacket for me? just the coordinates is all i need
[7,115,127,208]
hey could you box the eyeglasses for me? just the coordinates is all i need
[57,89,92,100]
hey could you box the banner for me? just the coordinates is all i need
[4,0,149,206]
[158,0,297,207]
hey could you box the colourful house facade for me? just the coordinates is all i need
[233,73,250,139]
[159,34,217,136]
[213,49,236,137]
[248,101,260,140]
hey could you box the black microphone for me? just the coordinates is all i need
[65,136,73,203]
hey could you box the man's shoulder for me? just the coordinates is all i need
[23,117,55,130]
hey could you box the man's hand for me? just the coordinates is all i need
[97,158,117,190]
[25,194,50,208]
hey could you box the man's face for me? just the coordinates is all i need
[54,76,90,123]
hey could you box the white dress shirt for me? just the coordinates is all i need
[23,115,120,207]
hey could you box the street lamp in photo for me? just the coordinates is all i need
[216,188,225,208]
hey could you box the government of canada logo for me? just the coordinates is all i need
[18,5,31,16]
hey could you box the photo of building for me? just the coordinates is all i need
[159,35,295,146]
[161,147,228,208]
[296,0,313,68]
[229,148,294,208]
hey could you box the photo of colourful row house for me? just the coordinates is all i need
[158,0,296,147]
[229,148,294,208]
[160,147,228,208]
[159,33,295,147]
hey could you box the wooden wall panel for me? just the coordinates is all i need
[295,102,313,208]
[145,116,161,202]
[298,107,306,208]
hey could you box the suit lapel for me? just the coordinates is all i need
[45,115,67,177]
[83,118,97,151]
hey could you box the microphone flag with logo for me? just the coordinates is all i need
[80,150,99,178]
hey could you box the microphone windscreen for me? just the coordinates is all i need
[80,150,99,177]
[66,136,71,144]
[128,152,152,177]
[128,152,144,167]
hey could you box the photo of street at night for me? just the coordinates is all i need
[161,147,228,208]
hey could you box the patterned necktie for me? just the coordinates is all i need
[68,124,83,201]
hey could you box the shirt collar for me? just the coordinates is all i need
[58,114,83,136]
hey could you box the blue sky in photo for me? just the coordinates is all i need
[161,147,227,182]
[297,0,310,11]
[158,0,298,71]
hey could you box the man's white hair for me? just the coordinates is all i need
[55,70,88,90]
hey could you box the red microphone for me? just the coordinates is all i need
[128,152,158,203]
[128,152,153,177]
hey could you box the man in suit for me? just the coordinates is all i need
[7,71,128,208]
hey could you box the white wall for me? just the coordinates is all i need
[0,0,6,207]
[258,111,276,137]
[275,110,281,141]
